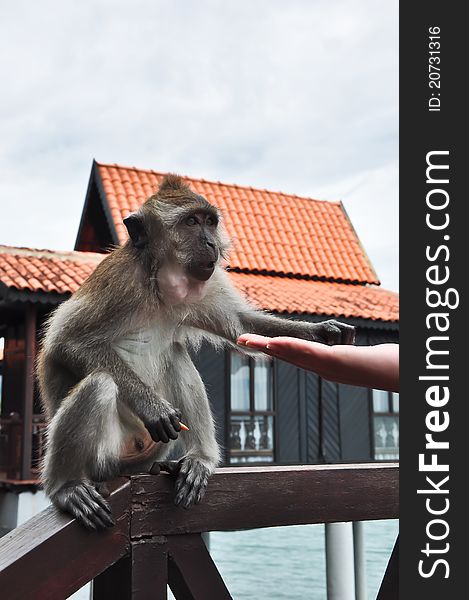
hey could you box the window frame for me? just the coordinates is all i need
[227,351,276,465]
[370,389,399,461]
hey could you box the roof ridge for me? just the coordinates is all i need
[0,245,104,263]
[95,160,341,206]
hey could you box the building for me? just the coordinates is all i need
[0,161,399,515]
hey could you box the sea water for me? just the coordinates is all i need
[209,519,398,599]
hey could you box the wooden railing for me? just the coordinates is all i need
[0,463,399,600]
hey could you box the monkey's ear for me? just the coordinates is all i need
[123,212,147,248]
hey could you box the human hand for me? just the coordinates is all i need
[237,335,399,392]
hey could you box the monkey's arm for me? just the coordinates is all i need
[50,341,181,443]
[237,311,356,345]
[188,273,355,346]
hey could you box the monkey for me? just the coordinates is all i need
[37,174,355,530]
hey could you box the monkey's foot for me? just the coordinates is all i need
[52,480,115,530]
[149,460,181,476]
[174,458,210,509]
[310,319,356,346]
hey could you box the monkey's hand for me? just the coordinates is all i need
[303,319,356,346]
[174,457,211,509]
[144,407,182,443]
[52,480,115,530]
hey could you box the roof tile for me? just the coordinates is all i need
[0,247,102,297]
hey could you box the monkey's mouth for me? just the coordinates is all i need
[188,261,215,281]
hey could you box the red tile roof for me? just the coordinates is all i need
[0,246,397,322]
[0,247,102,296]
[95,162,379,285]
[230,272,398,322]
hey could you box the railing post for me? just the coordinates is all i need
[353,521,368,600]
[325,522,355,600]
[132,537,168,600]
[93,554,132,600]
[93,539,168,600]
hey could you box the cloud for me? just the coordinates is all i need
[0,0,398,290]
[312,163,399,291]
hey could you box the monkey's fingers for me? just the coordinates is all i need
[194,487,206,505]
[317,320,356,346]
[74,485,115,528]
[175,476,209,509]
[54,481,115,530]
[148,415,181,443]
[162,416,180,439]
[340,322,356,345]
[175,471,202,495]
[177,457,192,476]
[84,483,113,514]
[69,504,100,531]
[154,420,170,443]
[69,496,115,530]
[169,413,182,432]
[174,459,210,509]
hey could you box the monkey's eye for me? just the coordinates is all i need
[186,216,198,226]
[206,216,217,226]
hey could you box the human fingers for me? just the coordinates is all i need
[237,334,272,350]
[264,337,331,366]
[238,335,332,372]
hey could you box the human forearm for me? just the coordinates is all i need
[238,335,399,392]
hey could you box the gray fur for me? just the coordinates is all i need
[37,174,355,529]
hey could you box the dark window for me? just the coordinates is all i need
[228,352,275,464]
[372,390,399,460]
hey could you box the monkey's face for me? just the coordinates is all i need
[124,203,223,280]
[151,207,222,305]
[177,209,220,282]
[123,175,230,303]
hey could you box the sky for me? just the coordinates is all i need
[0,0,398,291]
